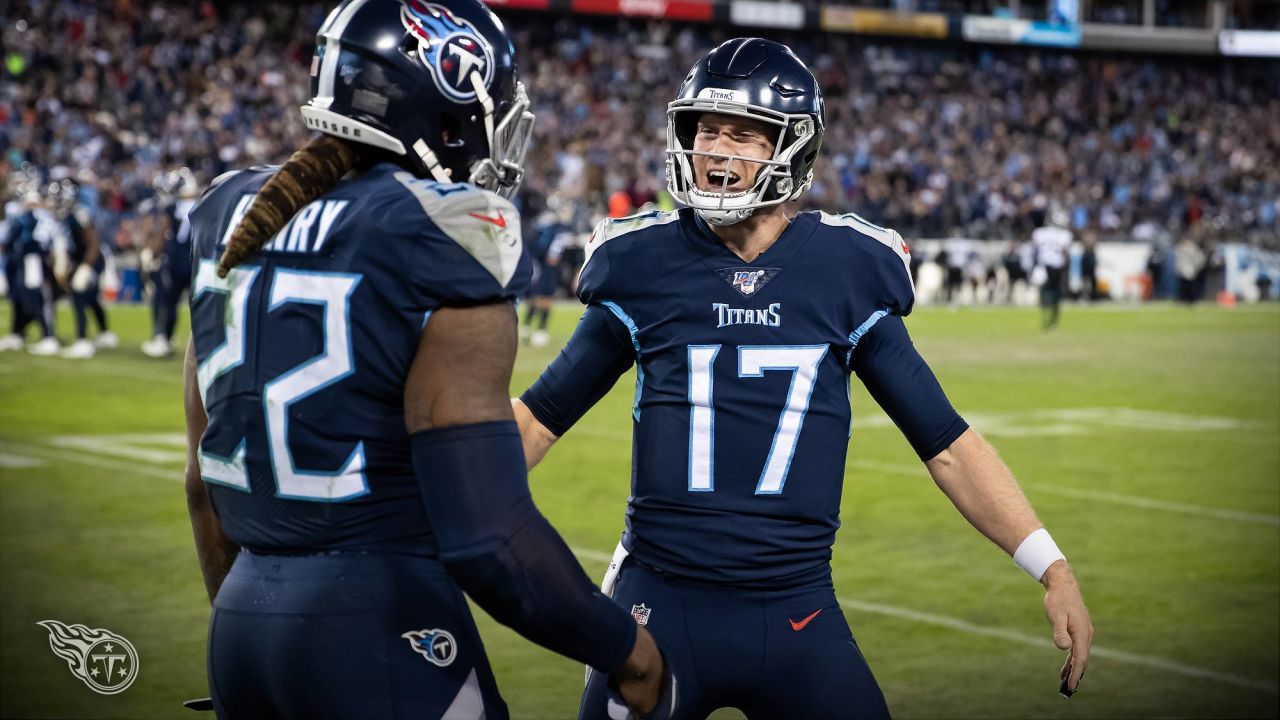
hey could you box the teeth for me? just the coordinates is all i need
[708,171,740,185]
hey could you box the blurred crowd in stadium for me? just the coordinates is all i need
[1,0,1277,315]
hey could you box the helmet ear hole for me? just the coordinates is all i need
[439,113,464,148]
[674,113,698,147]
[399,34,417,57]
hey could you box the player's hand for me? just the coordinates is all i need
[141,247,160,273]
[611,626,665,716]
[1041,560,1092,697]
[71,264,94,293]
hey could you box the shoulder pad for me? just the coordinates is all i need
[393,171,522,287]
[819,211,911,274]
[72,207,92,227]
[582,210,678,269]
[195,168,252,207]
[207,169,242,190]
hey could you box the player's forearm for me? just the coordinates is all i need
[512,397,558,469]
[83,228,101,267]
[925,428,1045,557]
[412,422,639,673]
[183,339,236,602]
[185,473,238,603]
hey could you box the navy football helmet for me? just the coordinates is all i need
[666,38,825,225]
[45,179,80,218]
[300,0,534,197]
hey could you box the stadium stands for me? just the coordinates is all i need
[1,1,1277,253]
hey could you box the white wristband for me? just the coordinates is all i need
[1013,528,1066,581]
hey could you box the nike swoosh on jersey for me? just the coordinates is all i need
[789,608,822,631]
[468,211,507,228]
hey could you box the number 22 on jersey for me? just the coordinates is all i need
[192,258,367,502]
[687,344,827,495]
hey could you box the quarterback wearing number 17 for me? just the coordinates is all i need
[514,38,1093,720]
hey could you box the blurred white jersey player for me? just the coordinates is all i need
[1031,211,1072,330]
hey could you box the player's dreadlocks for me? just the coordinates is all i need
[216,134,361,278]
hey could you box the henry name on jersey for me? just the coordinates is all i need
[218,193,351,254]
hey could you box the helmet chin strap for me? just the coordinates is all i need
[688,183,758,226]
[696,206,754,226]
[413,139,454,183]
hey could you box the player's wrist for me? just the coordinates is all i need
[1013,527,1067,582]
[1039,559,1072,588]
[612,628,665,717]
[618,626,659,678]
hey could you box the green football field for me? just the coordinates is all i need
[0,301,1277,719]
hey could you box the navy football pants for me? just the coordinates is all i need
[581,561,890,720]
[151,262,190,341]
[209,550,507,720]
[72,281,108,339]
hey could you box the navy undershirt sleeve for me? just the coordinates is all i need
[411,422,637,673]
[851,314,969,461]
[521,304,636,437]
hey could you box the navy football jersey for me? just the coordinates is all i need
[576,209,914,587]
[166,197,197,266]
[187,163,530,554]
[3,211,35,258]
[6,210,53,277]
[62,208,104,271]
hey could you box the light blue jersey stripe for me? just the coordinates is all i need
[845,308,891,365]
[600,301,644,421]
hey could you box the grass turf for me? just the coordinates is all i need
[0,301,1276,719]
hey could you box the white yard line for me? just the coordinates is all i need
[7,438,1276,696]
[69,432,187,446]
[848,460,1280,527]
[0,440,180,481]
[46,435,186,465]
[1028,484,1280,527]
[0,452,45,468]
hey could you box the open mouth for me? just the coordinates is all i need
[706,169,743,192]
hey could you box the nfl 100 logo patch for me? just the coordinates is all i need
[734,271,765,295]
[717,267,780,297]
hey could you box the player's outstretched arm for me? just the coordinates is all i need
[515,303,637,469]
[406,303,666,716]
[853,314,1092,695]
[926,430,1093,695]
[182,338,239,603]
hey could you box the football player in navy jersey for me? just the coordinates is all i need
[521,197,572,347]
[514,38,1093,719]
[49,180,115,359]
[183,1,671,718]
[1,184,60,356]
[0,182,38,353]
[142,168,199,358]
